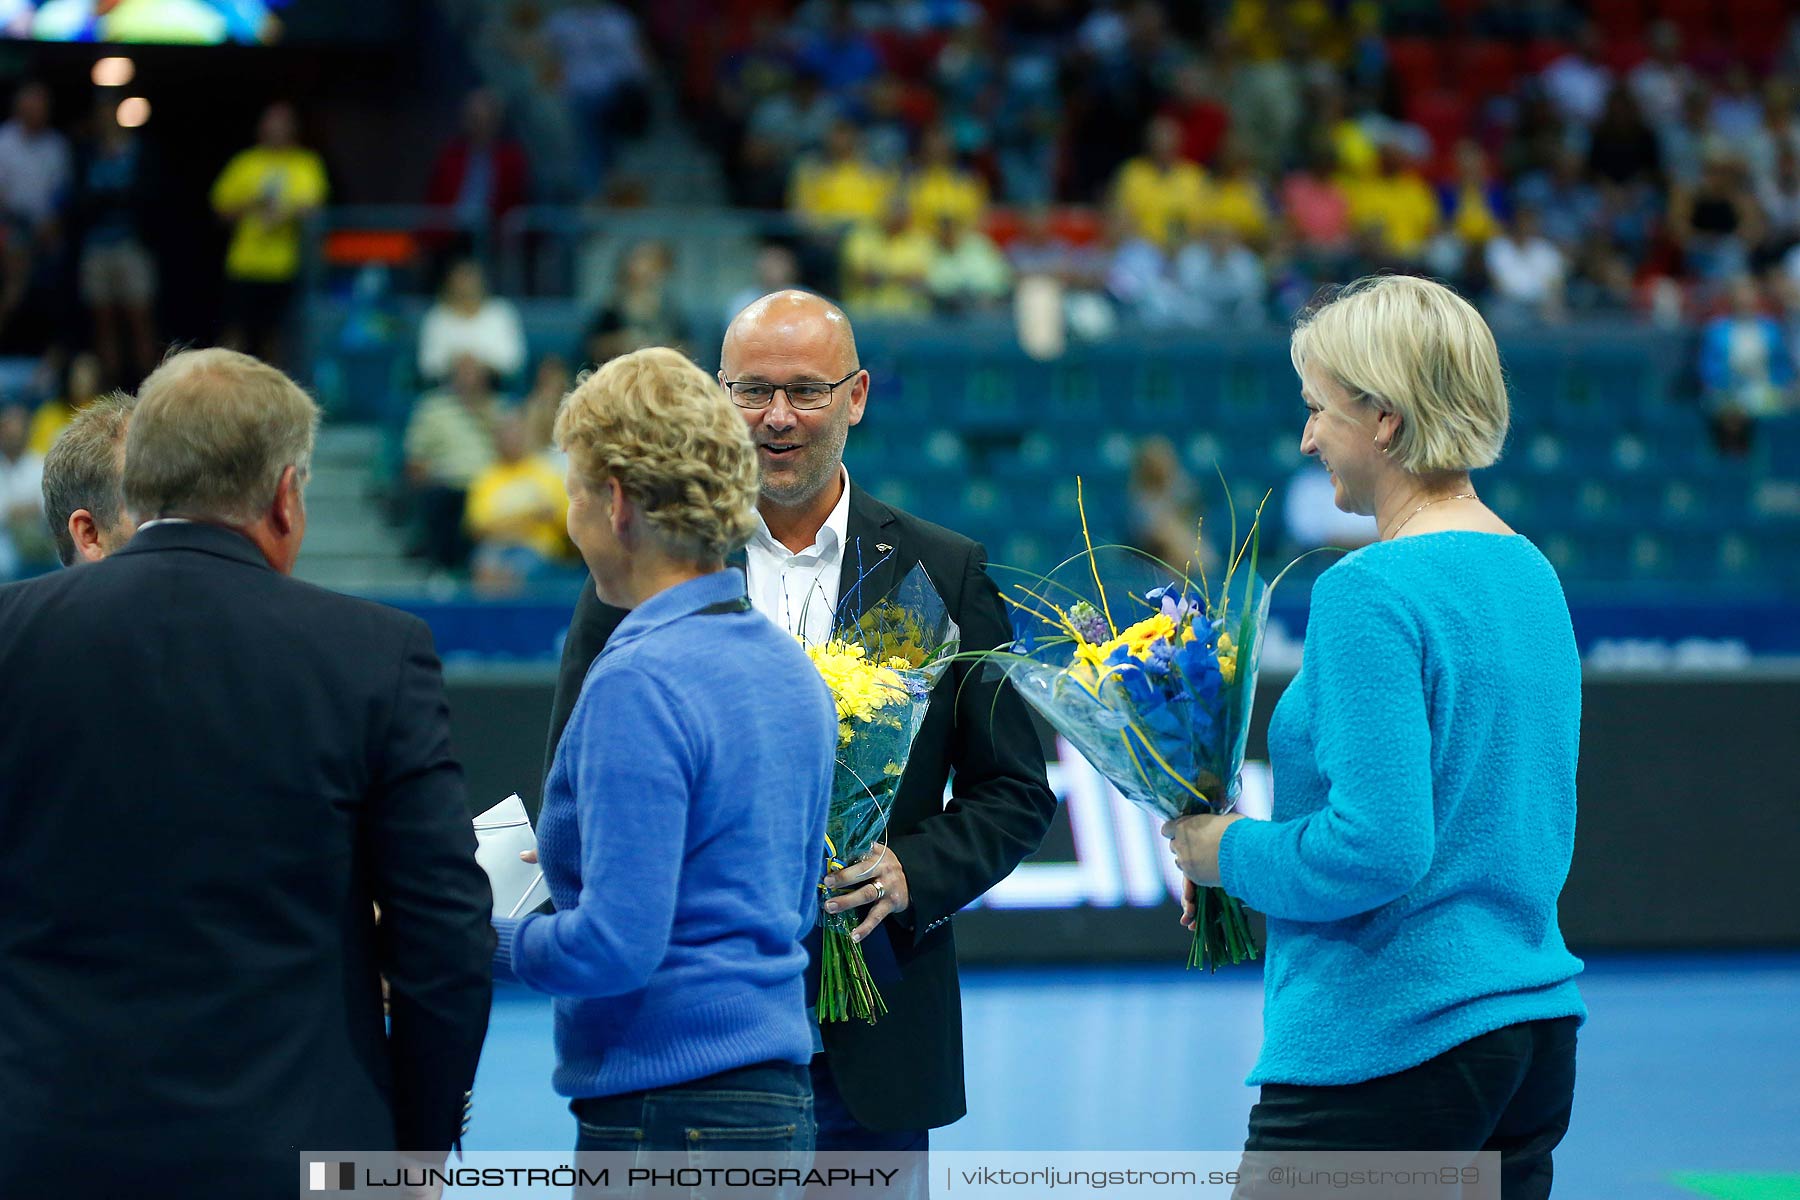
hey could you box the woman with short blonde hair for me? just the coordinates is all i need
[1166,276,1586,1200]
[497,347,836,1176]
[1289,273,1510,477]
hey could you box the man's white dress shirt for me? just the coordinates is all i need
[744,469,853,646]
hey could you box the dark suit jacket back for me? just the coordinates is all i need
[0,523,494,1198]
[545,487,1055,1131]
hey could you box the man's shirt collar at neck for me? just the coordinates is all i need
[750,466,851,560]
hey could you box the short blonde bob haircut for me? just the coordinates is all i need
[1290,275,1510,474]
[554,346,759,562]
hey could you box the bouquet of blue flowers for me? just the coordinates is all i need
[805,562,959,1022]
[984,481,1294,970]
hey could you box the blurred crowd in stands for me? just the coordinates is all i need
[679,0,1800,326]
[487,0,1800,454]
[8,0,1800,583]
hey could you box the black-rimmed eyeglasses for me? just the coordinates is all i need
[722,369,861,411]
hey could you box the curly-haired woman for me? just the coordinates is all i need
[492,347,836,1171]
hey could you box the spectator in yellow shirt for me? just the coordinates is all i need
[1112,115,1209,247]
[1223,0,1338,64]
[907,125,987,233]
[27,353,104,457]
[924,214,1012,313]
[208,102,328,367]
[1444,139,1505,246]
[1343,146,1440,260]
[1201,148,1273,247]
[466,411,572,595]
[841,202,933,316]
[789,121,896,229]
[1317,86,1379,179]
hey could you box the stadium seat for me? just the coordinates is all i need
[898,357,992,425]
[1521,39,1571,73]
[1522,474,1585,530]
[1589,0,1648,39]
[1556,361,1651,431]
[1630,413,1715,477]
[1761,414,1800,479]
[1763,533,1800,588]
[1454,41,1523,105]
[1661,475,1754,530]
[998,532,1054,578]
[982,209,1022,248]
[1040,359,1110,430]
[1601,37,1651,72]
[1553,430,1618,474]
[1624,531,1682,582]
[1127,360,1192,431]
[1653,530,1723,578]
[1725,0,1788,30]
[1609,432,1656,476]
[1654,0,1717,41]
[1573,530,1636,580]
[1405,90,1472,155]
[870,29,947,80]
[870,476,920,515]
[1715,531,1772,586]
[1610,475,1667,522]
[923,429,970,471]
[1219,349,1296,425]
[1486,476,1537,525]
[960,478,1008,520]
[1515,430,1570,475]
[961,363,1028,431]
[1049,209,1105,246]
[1504,355,1570,416]
[1386,37,1444,95]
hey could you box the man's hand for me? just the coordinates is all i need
[823,844,910,943]
[1161,813,1244,888]
[519,849,538,864]
[1179,878,1198,931]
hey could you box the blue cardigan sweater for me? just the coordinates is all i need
[493,570,835,1099]
[1220,533,1588,1087]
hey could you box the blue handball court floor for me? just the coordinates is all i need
[467,953,1800,1200]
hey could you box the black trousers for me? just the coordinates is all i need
[414,484,472,571]
[1238,1016,1579,1200]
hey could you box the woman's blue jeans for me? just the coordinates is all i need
[570,1061,814,1198]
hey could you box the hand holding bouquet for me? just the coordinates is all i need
[982,480,1302,970]
[805,561,958,1022]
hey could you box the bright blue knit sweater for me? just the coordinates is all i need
[493,570,835,1099]
[1220,532,1587,1087]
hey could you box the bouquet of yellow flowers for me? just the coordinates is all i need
[987,480,1302,970]
[805,562,958,1023]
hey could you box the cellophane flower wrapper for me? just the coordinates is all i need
[810,562,959,1023]
[997,549,1273,970]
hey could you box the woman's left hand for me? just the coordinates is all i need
[1161,813,1244,888]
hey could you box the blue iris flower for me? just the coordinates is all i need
[1145,583,1201,624]
[1009,608,1040,656]
[1105,643,1168,711]
[1173,639,1225,705]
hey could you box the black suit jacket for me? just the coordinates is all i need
[0,523,494,1198]
[544,485,1056,1131]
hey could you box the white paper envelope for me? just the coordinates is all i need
[473,794,551,920]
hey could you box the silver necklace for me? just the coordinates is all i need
[1384,492,1477,541]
